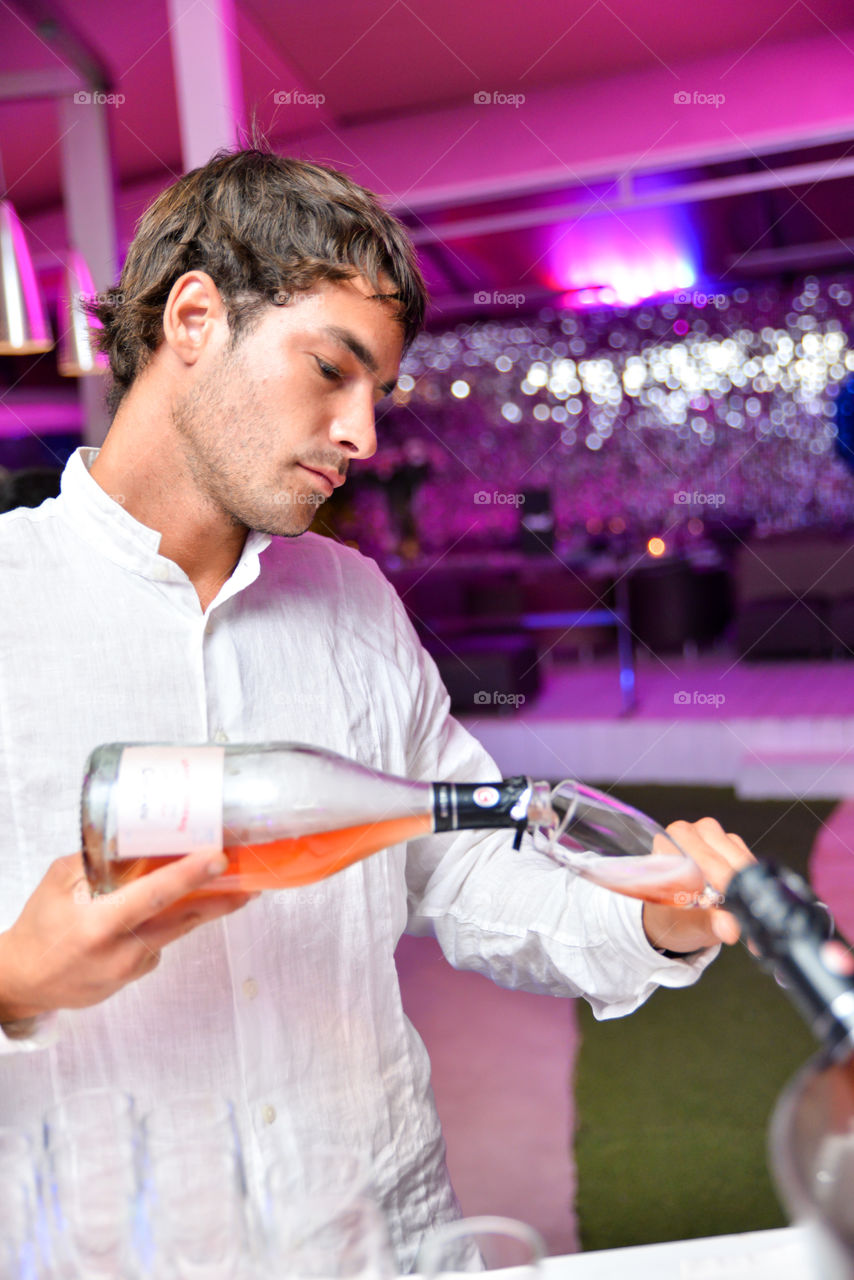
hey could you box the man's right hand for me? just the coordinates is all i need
[0,851,254,1021]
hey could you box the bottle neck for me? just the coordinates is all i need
[431,777,535,833]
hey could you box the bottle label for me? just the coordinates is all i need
[116,746,224,856]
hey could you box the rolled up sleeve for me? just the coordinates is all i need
[394,592,717,1020]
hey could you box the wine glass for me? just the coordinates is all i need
[44,1137,141,1279]
[264,1145,372,1228]
[530,780,722,909]
[416,1215,545,1277]
[145,1142,250,1279]
[261,1146,377,1272]
[0,1176,40,1280]
[0,1126,39,1215]
[43,1089,141,1278]
[139,1094,251,1276]
[264,1194,394,1279]
[141,1091,240,1155]
[0,1129,49,1279]
[43,1087,136,1149]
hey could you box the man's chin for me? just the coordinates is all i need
[251,500,325,538]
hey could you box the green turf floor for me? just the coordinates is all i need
[574,785,836,1252]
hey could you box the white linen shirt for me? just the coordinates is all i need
[0,448,714,1267]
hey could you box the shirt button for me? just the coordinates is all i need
[153,564,169,581]
[242,978,259,1000]
[262,1104,276,1126]
[213,729,229,743]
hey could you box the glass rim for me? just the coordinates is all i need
[264,1144,373,1208]
[43,1087,136,1143]
[141,1091,235,1136]
[416,1214,546,1273]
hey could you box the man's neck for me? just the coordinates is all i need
[89,411,248,613]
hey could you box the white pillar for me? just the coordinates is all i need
[57,94,118,446]
[167,0,245,172]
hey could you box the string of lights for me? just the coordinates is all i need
[342,276,854,558]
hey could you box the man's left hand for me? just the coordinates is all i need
[642,817,755,956]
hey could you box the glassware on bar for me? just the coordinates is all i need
[42,1088,140,1278]
[44,1138,140,1278]
[263,1194,394,1279]
[144,1142,250,1278]
[43,1087,136,1151]
[262,1145,373,1247]
[0,1176,40,1280]
[141,1092,241,1158]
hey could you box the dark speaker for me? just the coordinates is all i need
[519,489,554,555]
[424,633,541,715]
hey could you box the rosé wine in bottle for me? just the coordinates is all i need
[81,742,550,896]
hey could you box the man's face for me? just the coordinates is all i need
[169,275,405,536]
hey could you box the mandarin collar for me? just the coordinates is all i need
[57,447,272,602]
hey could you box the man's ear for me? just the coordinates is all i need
[162,271,227,367]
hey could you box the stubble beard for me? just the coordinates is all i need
[169,349,325,538]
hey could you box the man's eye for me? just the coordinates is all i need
[316,358,342,382]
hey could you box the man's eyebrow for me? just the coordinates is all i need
[321,325,397,397]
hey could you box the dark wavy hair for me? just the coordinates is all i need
[88,149,427,415]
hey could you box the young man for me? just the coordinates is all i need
[0,150,750,1266]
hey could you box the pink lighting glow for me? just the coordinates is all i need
[544,205,697,308]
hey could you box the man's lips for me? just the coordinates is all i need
[298,464,346,495]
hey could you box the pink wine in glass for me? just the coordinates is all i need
[555,848,708,906]
[535,780,714,907]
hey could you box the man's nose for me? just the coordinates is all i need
[330,394,377,460]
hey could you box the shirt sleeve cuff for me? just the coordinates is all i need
[599,889,719,992]
[0,1011,59,1053]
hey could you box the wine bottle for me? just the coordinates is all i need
[726,861,854,1061]
[81,742,556,896]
